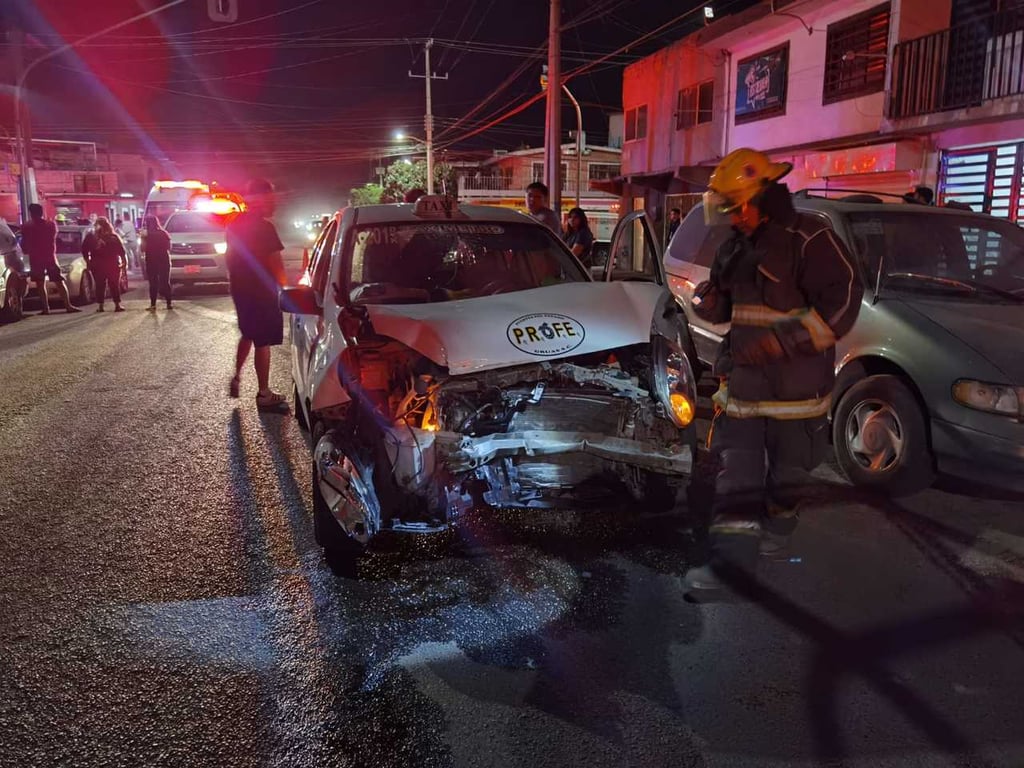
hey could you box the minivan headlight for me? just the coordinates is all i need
[652,333,696,428]
[214,242,228,254]
[952,379,1023,417]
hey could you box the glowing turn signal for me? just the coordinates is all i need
[669,392,695,427]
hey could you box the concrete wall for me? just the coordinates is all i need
[725,0,890,156]
[620,0,933,177]
[891,0,952,42]
[621,40,724,176]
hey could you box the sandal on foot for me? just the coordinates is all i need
[228,376,241,398]
[255,391,288,411]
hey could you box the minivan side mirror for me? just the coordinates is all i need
[280,285,322,316]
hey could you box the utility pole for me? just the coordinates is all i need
[545,0,562,215]
[12,0,188,222]
[408,39,447,196]
[11,27,39,222]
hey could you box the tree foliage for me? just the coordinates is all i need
[381,159,457,202]
[349,183,383,206]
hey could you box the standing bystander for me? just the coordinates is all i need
[88,218,126,312]
[21,204,80,314]
[525,181,562,234]
[141,216,172,311]
[225,178,289,411]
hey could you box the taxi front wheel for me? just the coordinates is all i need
[833,375,935,496]
[311,422,366,578]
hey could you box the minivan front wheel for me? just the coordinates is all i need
[833,375,934,496]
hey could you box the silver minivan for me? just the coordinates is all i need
[662,193,1024,495]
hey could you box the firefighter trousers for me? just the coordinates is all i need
[707,413,829,567]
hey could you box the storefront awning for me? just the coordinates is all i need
[591,167,714,197]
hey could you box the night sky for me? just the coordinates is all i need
[7,0,755,204]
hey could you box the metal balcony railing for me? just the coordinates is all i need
[457,175,616,195]
[889,6,1024,119]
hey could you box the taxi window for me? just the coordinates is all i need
[309,220,337,293]
[56,229,83,255]
[347,221,587,304]
[665,206,732,268]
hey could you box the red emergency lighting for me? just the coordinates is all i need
[153,179,209,191]
[192,196,243,215]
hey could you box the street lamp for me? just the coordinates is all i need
[12,0,188,221]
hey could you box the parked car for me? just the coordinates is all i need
[0,220,27,322]
[163,210,235,290]
[662,192,1024,495]
[283,196,698,573]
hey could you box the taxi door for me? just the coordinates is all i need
[292,218,338,407]
[601,211,665,285]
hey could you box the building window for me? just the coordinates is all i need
[624,105,648,141]
[588,163,620,181]
[676,81,715,130]
[823,4,891,105]
[530,162,567,183]
[73,174,105,194]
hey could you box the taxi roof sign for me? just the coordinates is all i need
[412,195,467,220]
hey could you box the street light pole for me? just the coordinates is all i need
[562,83,582,208]
[12,0,188,221]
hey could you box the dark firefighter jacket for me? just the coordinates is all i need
[692,195,863,420]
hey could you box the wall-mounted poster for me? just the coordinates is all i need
[735,44,789,123]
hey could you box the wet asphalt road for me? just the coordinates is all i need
[2,274,1024,768]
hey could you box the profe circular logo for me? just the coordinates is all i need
[507,313,586,356]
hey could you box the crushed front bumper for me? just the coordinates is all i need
[438,429,694,476]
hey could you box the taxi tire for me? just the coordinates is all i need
[0,275,25,322]
[642,472,687,513]
[293,385,308,430]
[75,272,96,306]
[833,375,935,496]
[311,422,365,578]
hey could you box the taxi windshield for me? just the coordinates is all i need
[347,220,587,304]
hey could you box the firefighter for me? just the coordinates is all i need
[686,148,863,594]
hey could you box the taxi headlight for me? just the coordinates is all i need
[214,242,228,255]
[652,333,696,428]
[952,379,1023,417]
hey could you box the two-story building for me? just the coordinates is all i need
[620,0,1024,224]
[456,141,623,240]
[0,139,167,224]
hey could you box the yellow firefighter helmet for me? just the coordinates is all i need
[706,148,793,214]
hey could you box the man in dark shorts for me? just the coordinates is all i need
[22,203,80,314]
[226,178,288,410]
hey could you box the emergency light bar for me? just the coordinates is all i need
[153,180,209,191]
[191,196,243,215]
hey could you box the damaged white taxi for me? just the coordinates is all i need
[282,196,697,572]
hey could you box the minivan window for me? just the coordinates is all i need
[846,211,1024,299]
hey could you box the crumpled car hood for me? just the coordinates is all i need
[365,281,664,374]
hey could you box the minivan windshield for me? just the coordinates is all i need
[164,212,233,233]
[845,210,1024,301]
[347,221,587,304]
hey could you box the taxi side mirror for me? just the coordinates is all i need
[280,285,321,316]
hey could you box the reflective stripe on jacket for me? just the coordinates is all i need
[695,211,863,418]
